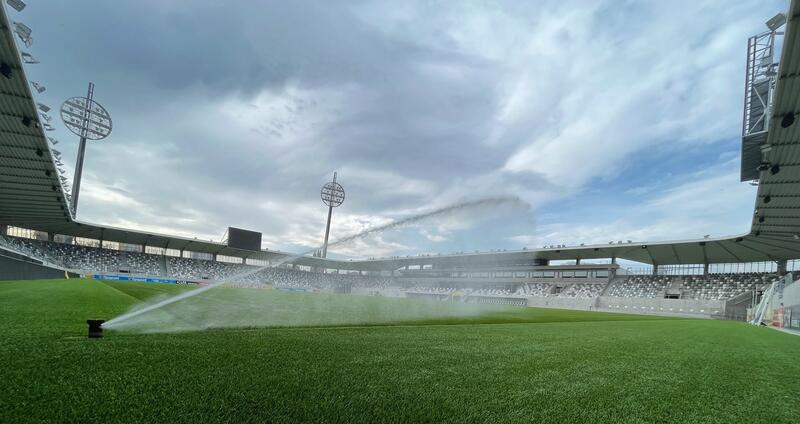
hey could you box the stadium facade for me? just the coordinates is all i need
[1,1,800,328]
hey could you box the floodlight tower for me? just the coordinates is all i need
[320,172,345,258]
[59,82,112,216]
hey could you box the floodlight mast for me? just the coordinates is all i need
[59,82,112,216]
[320,172,345,258]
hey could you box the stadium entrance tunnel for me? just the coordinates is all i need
[86,320,105,338]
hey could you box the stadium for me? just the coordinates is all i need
[1,1,799,423]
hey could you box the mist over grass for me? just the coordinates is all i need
[104,282,500,333]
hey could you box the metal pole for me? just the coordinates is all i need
[322,204,333,258]
[319,171,342,259]
[71,82,95,216]
[71,136,87,214]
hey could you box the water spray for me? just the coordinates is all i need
[102,195,528,330]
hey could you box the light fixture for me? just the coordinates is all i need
[764,195,771,204]
[793,234,799,240]
[30,81,45,93]
[758,216,765,223]
[766,13,787,31]
[771,164,781,175]
[20,51,38,64]
[6,0,26,12]
[12,21,32,47]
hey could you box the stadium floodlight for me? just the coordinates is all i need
[37,102,50,113]
[766,13,787,31]
[30,81,45,93]
[320,171,345,258]
[20,51,37,64]
[6,0,26,12]
[12,21,32,47]
[60,82,113,216]
[40,113,51,122]
[48,136,58,145]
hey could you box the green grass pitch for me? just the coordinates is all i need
[1,278,799,423]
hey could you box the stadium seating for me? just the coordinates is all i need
[607,276,672,298]
[607,273,777,300]
[557,283,605,298]
[680,273,777,300]
[524,283,552,296]
[0,235,782,304]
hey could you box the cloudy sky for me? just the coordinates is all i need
[15,0,788,258]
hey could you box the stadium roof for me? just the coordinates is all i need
[1,1,800,270]
[0,6,71,227]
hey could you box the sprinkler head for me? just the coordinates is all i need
[87,320,105,338]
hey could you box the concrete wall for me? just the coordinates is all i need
[526,296,597,310]
[596,296,725,317]
[351,287,407,298]
[0,252,75,281]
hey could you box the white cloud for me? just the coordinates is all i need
[26,0,777,258]
[511,161,756,248]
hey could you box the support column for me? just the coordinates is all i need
[47,233,54,242]
[777,259,787,275]
[703,262,709,277]
[0,225,7,236]
[611,256,617,265]
[652,264,659,276]
[212,253,218,262]
[575,258,581,265]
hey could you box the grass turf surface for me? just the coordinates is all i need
[1,279,799,423]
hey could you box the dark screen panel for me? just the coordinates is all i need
[227,227,262,251]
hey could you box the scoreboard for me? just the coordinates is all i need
[227,227,262,251]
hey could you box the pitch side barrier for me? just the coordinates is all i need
[91,274,201,286]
